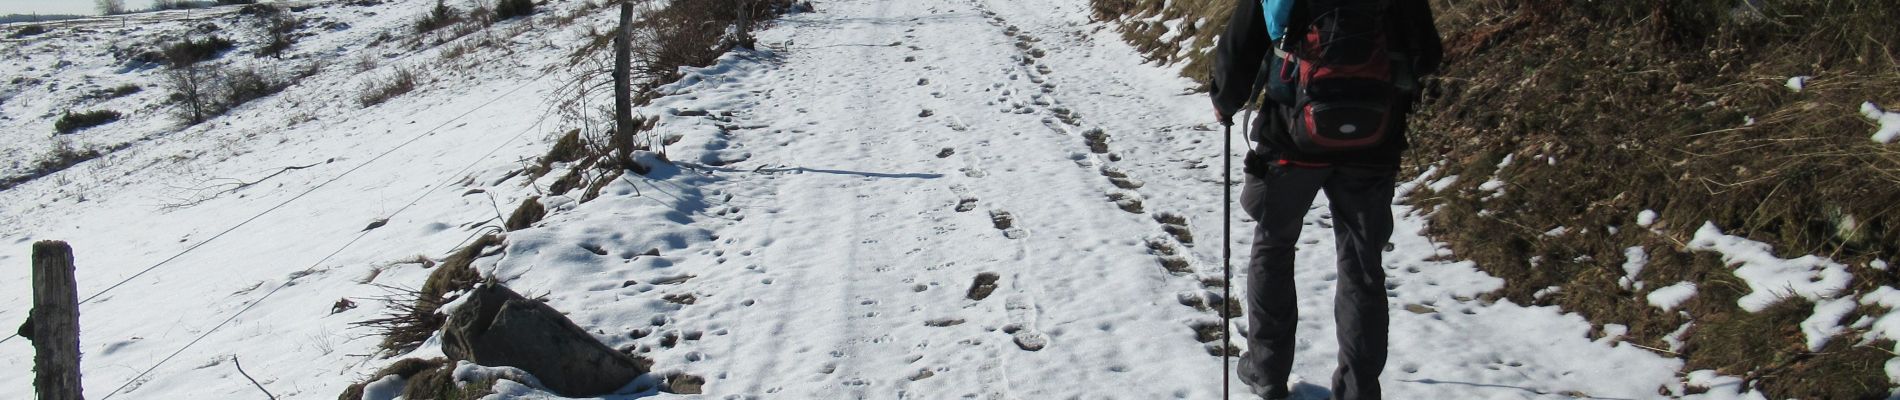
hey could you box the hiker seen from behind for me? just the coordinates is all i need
[1209,0,1442,398]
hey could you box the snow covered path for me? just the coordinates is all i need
[625,0,1713,398]
[0,0,1759,398]
[649,1,1231,397]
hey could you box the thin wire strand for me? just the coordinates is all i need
[0,50,542,349]
[98,83,553,400]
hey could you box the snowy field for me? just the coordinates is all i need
[1,0,1876,398]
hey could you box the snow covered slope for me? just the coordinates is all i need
[1,0,1777,398]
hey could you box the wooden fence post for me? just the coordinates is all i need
[30,240,82,400]
[612,0,636,168]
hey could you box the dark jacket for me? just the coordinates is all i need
[1210,0,1443,168]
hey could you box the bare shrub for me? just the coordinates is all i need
[628,0,798,84]
[251,6,302,58]
[164,64,288,124]
[95,0,125,15]
[164,65,218,124]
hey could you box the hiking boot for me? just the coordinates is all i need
[1237,359,1290,400]
[1248,382,1290,400]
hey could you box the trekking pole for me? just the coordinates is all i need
[1220,112,1238,400]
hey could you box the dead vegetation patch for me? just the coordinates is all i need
[1087,0,1228,89]
[1400,0,1900,397]
[504,196,545,231]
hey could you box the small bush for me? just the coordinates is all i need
[358,67,420,106]
[414,0,461,34]
[149,0,214,11]
[237,3,278,15]
[215,0,256,5]
[54,110,122,134]
[162,36,235,67]
[10,25,47,38]
[219,66,284,109]
[494,0,534,20]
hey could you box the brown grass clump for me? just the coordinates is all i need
[358,67,421,107]
[336,358,500,400]
[504,196,545,231]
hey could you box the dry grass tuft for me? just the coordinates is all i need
[504,196,545,231]
[358,67,421,107]
[356,235,502,354]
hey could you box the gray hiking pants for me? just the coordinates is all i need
[1237,162,1395,400]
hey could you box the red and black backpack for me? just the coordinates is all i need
[1264,0,1401,154]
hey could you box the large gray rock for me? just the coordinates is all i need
[441,283,651,396]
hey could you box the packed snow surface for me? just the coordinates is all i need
[0,0,1804,398]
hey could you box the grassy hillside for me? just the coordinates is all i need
[1094,0,1900,397]
[1087,0,1228,90]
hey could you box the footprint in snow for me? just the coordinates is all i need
[1155,212,1194,245]
[966,272,999,301]
[1108,192,1144,214]
[989,210,1026,239]
[1004,295,1048,351]
[955,197,978,212]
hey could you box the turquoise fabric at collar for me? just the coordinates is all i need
[1263,0,1295,40]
